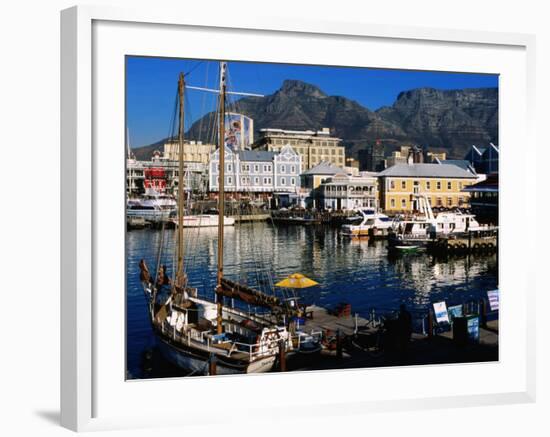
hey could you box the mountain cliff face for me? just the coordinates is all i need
[135,80,498,160]
[376,87,498,157]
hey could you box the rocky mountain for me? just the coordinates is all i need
[134,80,498,160]
[376,87,498,157]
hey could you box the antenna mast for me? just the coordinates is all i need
[216,62,227,334]
[176,73,186,289]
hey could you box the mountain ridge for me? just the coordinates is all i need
[133,80,498,161]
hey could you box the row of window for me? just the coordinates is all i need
[307,157,345,167]
[389,196,466,208]
[182,153,210,162]
[389,180,465,191]
[273,139,340,148]
[217,164,298,173]
[271,145,344,156]
[217,176,296,186]
[325,185,375,192]
[240,164,297,173]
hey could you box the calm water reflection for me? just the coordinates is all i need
[126,222,498,378]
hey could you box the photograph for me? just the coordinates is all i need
[125,56,499,379]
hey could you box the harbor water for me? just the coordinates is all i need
[126,222,498,379]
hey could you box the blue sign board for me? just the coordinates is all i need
[467,316,480,342]
[448,305,463,323]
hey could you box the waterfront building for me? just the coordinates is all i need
[299,161,348,209]
[163,140,216,166]
[209,144,302,200]
[321,172,378,211]
[127,150,205,196]
[462,173,498,224]
[300,161,347,190]
[464,143,499,174]
[252,127,345,170]
[377,163,478,213]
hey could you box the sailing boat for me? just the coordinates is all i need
[139,63,298,375]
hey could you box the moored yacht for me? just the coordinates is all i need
[341,208,395,237]
[141,187,177,211]
[127,198,171,224]
[388,195,485,248]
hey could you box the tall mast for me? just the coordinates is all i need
[176,73,186,289]
[216,62,227,333]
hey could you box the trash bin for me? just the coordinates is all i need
[453,315,480,345]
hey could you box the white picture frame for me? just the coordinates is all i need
[61,5,536,432]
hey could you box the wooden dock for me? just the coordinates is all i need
[303,305,369,336]
[290,311,498,372]
[427,228,498,255]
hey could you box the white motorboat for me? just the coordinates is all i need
[141,187,177,211]
[127,198,171,224]
[388,194,485,247]
[341,208,395,237]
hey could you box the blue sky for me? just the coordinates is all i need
[126,56,498,148]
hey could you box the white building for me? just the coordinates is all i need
[126,150,206,196]
[321,172,379,211]
[209,144,302,199]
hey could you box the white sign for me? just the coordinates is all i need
[433,301,450,324]
[487,289,499,311]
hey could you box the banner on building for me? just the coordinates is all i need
[225,113,253,150]
[487,289,499,311]
[433,301,449,324]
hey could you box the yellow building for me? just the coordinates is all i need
[252,127,345,170]
[163,140,216,165]
[378,163,478,212]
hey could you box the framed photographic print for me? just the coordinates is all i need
[61,5,536,432]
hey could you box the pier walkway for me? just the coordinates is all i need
[293,308,498,372]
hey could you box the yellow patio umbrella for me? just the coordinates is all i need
[275,273,319,289]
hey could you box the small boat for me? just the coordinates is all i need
[341,208,395,237]
[171,214,235,227]
[388,194,486,249]
[127,199,171,224]
[141,188,177,211]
